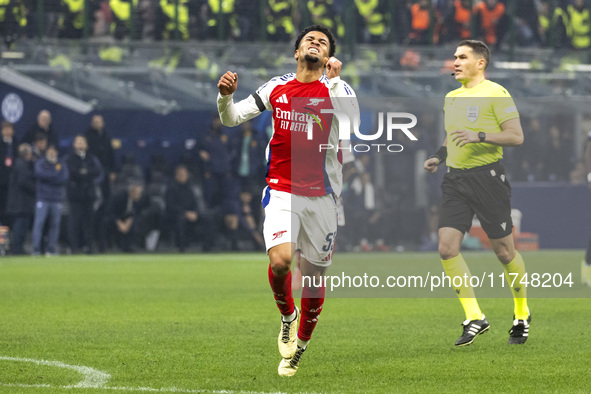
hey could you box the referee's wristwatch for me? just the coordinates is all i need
[478,132,486,143]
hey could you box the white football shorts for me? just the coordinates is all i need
[261,187,338,267]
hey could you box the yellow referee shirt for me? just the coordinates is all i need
[444,79,519,169]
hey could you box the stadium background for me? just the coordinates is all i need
[1,0,591,253]
[1,2,590,393]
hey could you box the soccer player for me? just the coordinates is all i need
[217,25,357,376]
[424,40,530,346]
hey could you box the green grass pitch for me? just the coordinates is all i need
[0,251,589,393]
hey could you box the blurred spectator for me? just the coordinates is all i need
[85,114,116,202]
[22,110,59,148]
[0,121,16,225]
[165,164,214,252]
[551,0,572,48]
[110,0,142,39]
[537,0,551,46]
[543,125,572,181]
[154,0,189,40]
[32,146,69,256]
[265,0,298,42]
[236,0,260,41]
[6,143,35,255]
[307,0,344,38]
[114,153,144,192]
[513,117,545,182]
[442,0,473,44]
[101,180,162,252]
[93,0,113,36]
[348,169,388,251]
[31,132,49,161]
[58,0,101,39]
[236,188,265,250]
[198,115,238,209]
[355,0,388,43]
[408,0,439,45]
[146,153,169,184]
[25,0,61,38]
[473,0,507,47]
[197,115,240,249]
[568,0,590,50]
[200,0,240,40]
[231,120,265,193]
[65,135,104,254]
[0,0,27,49]
[514,0,542,46]
[391,0,412,44]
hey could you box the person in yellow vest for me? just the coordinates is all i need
[568,0,590,50]
[58,0,100,39]
[266,0,298,42]
[110,0,140,40]
[306,0,344,38]
[154,0,190,40]
[0,0,26,48]
[201,0,239,40]
[424,40,530,347]
[354,0,388,44]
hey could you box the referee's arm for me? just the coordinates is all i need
[450,118,524,148]
[482,118,524,147]
[424,136,448,174]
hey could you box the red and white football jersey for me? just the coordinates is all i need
[217,73,358,197]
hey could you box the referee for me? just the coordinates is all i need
[424,40,530,346]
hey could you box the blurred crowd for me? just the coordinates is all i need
[0,110,270,255]
[0,0,589,50]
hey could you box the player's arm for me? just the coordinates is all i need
[217,71,265,127]
[424,137,448,174]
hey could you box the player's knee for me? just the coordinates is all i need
[269,255,291,276]
[438,243,460,261]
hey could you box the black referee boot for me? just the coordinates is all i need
[455,315,490,346]
[508,313,531,345]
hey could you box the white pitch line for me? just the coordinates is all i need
[0,355,288,394]
[0,356,110,388]
[0,382,287,394]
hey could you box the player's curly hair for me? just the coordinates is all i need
[295,25,336,58]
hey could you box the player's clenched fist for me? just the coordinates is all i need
[218,71,238,96]
[326,57,342,79]
[424,157,440,174]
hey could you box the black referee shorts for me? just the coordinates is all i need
[439,161,513,240]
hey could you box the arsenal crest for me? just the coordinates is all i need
[466,106,479,122]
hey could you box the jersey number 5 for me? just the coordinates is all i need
[322,232,336,252]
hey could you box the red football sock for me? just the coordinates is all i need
[268,264,295,316]
[298,282,326,341]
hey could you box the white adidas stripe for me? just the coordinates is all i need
[276,94,288,104]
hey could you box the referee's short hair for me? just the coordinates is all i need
[458,39,490,69]
[295,25,336,58]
